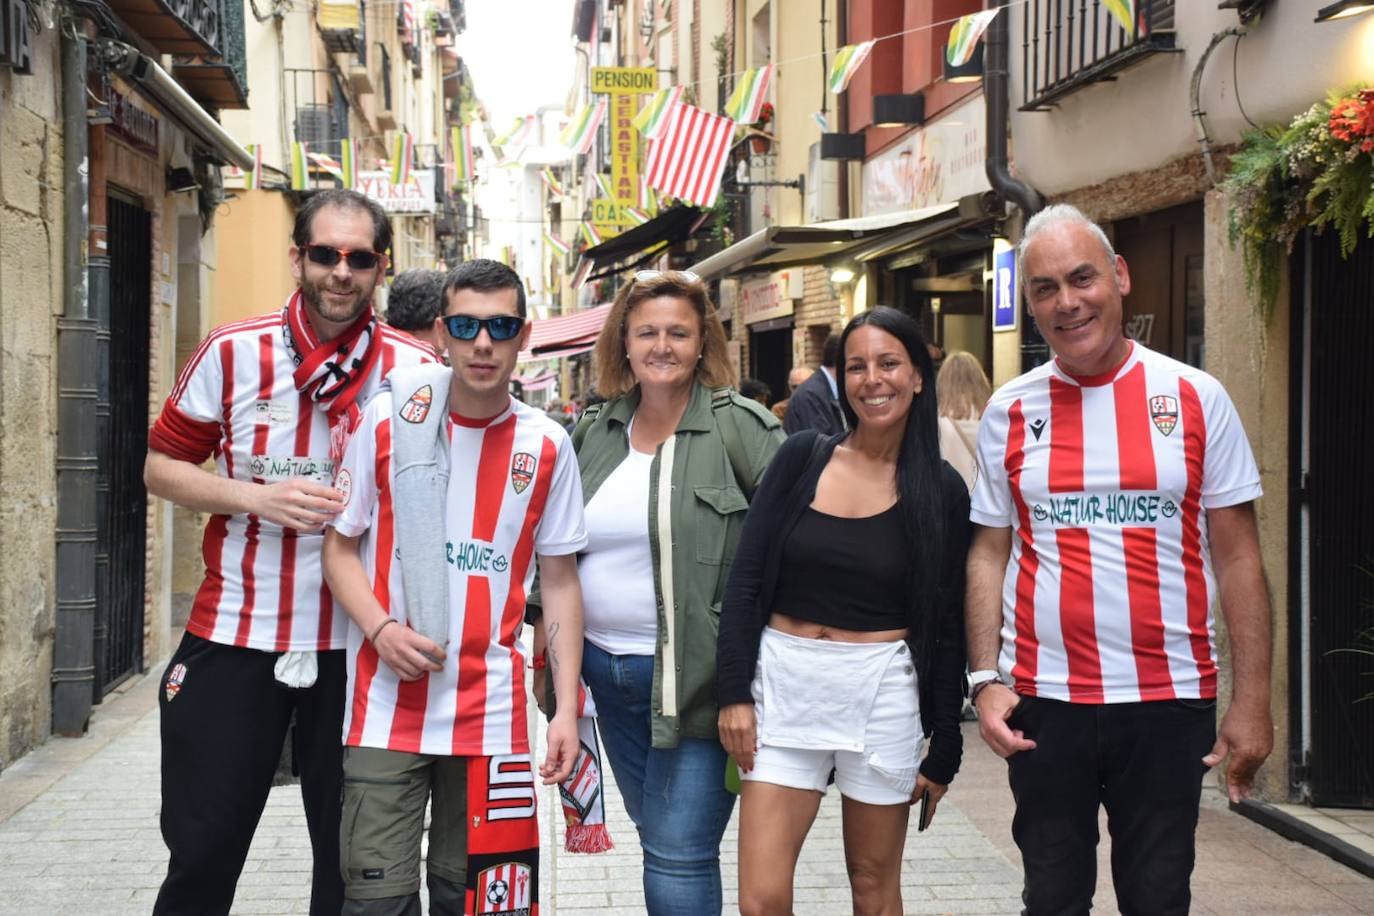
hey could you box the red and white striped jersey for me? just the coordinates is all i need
[149,305,434,652]
[970,342,1261,703]
[332,392,587,756]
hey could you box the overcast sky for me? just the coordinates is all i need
[460,1,577,124]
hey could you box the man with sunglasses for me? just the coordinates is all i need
[144,189,435,915]
[323,258,587,913]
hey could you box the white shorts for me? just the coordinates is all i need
[741,627,923,806]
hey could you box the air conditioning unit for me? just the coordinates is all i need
[806,142,840,222]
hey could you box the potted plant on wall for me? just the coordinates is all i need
[750,102,775,154]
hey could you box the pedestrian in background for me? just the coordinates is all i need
[738,377,772,407]
[530,269,783,915]
[770,366,813,424]
[782,334,846,436]
[937,350,992,491]
[383,267,447,358]
[718,306,970,916]
[966,205,1273,915]
[143,189,434,915]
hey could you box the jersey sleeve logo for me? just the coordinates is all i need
[1149,395,1179,436]
[335,468,352,507]
[400,384,433,424]
[510,452,537,494]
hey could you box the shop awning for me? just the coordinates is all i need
[581,205,707,277]
[517,303,612,361]
[689,202,963,279]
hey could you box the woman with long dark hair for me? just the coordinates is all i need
[717,306,970,915]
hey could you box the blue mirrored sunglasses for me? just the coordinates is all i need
[441,314,525,341]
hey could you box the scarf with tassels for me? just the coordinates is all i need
[281,289,381,462]
[558,682,614,853]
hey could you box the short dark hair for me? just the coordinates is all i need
[385,269,446,331]
[291,189,392,254]
[443,259,527,318]
[821,333,842,370]
[738,377,771,404]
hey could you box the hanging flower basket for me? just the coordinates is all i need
[1224,86,1374,315]
[749,133,772,154]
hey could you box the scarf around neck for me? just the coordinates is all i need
[282,288,381,460]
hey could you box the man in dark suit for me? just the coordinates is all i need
[782,333,845,436]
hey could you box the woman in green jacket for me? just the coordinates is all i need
[538,270,783,914]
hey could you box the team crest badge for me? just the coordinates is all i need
[399,385,433,424]
[511,452,536,494]
[476,862,532,914]
[165,663,187,702]
[1149,395,1179,436]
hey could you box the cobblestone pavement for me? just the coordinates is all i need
[1,668,1371,914]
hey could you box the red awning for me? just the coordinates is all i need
[518,338,597,363]
[525,303,613,351]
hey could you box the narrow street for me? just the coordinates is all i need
[1,669,1370,915]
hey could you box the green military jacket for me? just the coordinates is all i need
[577,382,783,748]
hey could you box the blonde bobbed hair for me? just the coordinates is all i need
[936,351,993,421]
[592,272,736,397]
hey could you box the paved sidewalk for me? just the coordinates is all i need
[1,668,1371,914]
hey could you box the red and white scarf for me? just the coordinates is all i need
[281,289,381,461]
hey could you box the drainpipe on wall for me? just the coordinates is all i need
[52,26,98,735]
[984,0,1042,219]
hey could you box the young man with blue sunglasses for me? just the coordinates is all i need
[323,258,587,914]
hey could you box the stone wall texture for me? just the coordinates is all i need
[0,32,64,768]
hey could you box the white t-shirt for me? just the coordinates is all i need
[579,447,659,656]
[970,342,1261,704]
[331,393,588,755]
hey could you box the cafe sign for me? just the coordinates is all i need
[861,94,989,217]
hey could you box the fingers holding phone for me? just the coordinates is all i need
[912,774,948,830]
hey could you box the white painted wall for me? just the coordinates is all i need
[1009,4,1374,195]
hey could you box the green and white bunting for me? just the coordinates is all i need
[243,144,263,189]
[633,86,684,139]
[307,151,344,182]
[579,222,603,247]
[827,40,876,94]
[947,10,999,67]
[340,139,359,189]
[560,99,608,154]
[593,173,614,199]
[390,132,413,185]
[450,124,474,182]
[540,167,565,197]
[1102,0,1136,37]
[543,231,571,257]
[724,65,773,124]
[289,141,309,190]
[624,207,650,226]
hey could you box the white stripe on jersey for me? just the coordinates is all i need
[168,304,433,652]
[336,393,587,757]
[971,343,1261,703]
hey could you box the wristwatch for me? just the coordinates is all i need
[967,669,1004,703]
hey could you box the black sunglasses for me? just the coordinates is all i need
[442,314,525,342]
[304,244,383,270]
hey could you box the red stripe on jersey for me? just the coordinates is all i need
[348,417,395,746]
[274,392,316,650]
[1056,527,1102,702]
[170,315,277,404]
[388,671,432,753]
[1178,379,1217,695]
[453,417,518,754]
[1005,399,1040,692]
[233,334,277,647]
[1113,362,1157,491]
[1123,527,1174,701]
[1048,377,1084,493]
[187,338,239,639]
[499,435,559,749]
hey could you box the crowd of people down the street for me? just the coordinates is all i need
[143,188,1274,916]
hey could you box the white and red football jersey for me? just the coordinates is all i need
[148,305,434,652]
[971,342,1261,703]
[331,391,587,756]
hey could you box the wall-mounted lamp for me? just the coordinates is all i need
[943,41,984,83]
[820,132,865,161]
[829,266,856,284]
[872,93,925,128]
[1315,1,1374,20]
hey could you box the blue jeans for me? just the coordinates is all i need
[581,641,736,916]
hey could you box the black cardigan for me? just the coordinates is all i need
[715,430,971,786]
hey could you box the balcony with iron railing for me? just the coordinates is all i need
[1020,0,1179,111]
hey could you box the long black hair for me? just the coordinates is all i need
[836,306,947,651]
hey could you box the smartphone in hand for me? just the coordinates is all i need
[917,789,933,832]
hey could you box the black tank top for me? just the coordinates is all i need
[770,502,909,631]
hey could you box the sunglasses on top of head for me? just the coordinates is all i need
[633,269,701,284]
[303,244,383,270]
[442,314,526,341]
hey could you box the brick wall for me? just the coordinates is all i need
[793,265,843,366]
